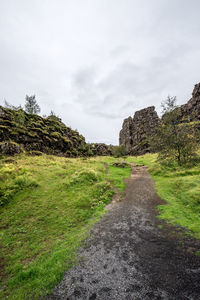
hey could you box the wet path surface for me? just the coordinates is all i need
[46,166,200,300]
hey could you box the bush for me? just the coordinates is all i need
[112,145,127,157]
[152,96,199,165]
[67,169,98,186]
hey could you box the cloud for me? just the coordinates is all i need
[0,0,200,144]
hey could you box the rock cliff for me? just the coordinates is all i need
[119,106,160,155]
[179,82,200,121]
[89,143,113,156]
[119,82,200,155]
[0,106,89,156]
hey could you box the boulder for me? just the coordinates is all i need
[0,141,22,155]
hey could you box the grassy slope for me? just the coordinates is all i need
[127,154,200,239]
[0,155,130,299]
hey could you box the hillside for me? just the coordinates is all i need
[0,106,90,157]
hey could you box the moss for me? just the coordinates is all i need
[16,128,27,135]
[31,127,49,135]
[0,105,89,157]
[10,131,19,136]
[0,125,8,129]
[43,136,52,143]
[2,119,16,126]
[62,136,73,144]
[26,131,38,138]
[50,132,61,139]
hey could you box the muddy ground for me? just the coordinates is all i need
[46,166,200,300]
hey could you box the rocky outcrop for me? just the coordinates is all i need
[179,82,200,121]
[119,82,200,155]
[0,141,23,155]
[89,143,113,156]
[119,106,160,155]
[0,106,89,157]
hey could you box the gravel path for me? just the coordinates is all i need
[46,165,200,300]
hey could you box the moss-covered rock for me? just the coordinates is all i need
[0,106,90,157]
[89,143,113,156]
[0,141,23,155]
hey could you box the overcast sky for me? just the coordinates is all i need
[0,0,200,144]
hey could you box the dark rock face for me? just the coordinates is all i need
[0,141,22,155]
[0,106,89,157]
[119,82,200,155]
[179,82,200,121]
[90,143,113,156]
[119,106,160,155]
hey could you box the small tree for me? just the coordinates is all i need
[112,145,127,157]
[152,96,199,164]
[25,95,40,114]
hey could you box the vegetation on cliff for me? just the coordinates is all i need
[0,105,91,157]
[152,96,200,164]
[119,82,200,156]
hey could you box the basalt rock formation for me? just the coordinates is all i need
[119,106,160,155]
[119,82,200,155]
[179,82,200,121]
[0,106,89,156]
[89,143,113,156]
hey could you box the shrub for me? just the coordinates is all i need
[152,96,199,165]
[112,145,127,157]
[67,169,98,186]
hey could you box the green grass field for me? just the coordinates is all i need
[0,154,130,299]
[1,153,200,299]
[127,154,200,239]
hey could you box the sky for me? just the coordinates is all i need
[0,0,200,145]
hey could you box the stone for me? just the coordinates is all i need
[179,82,200,121]
[0,141,22,155]
[119,82,200,156]
[90,143,113,156]
[119,106,160,155]
[0,106,89,157]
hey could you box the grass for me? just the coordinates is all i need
[1,151,199,298]
[0,154,131,299]
[127,153,200,239]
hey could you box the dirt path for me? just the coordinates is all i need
[46,165,200,300]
